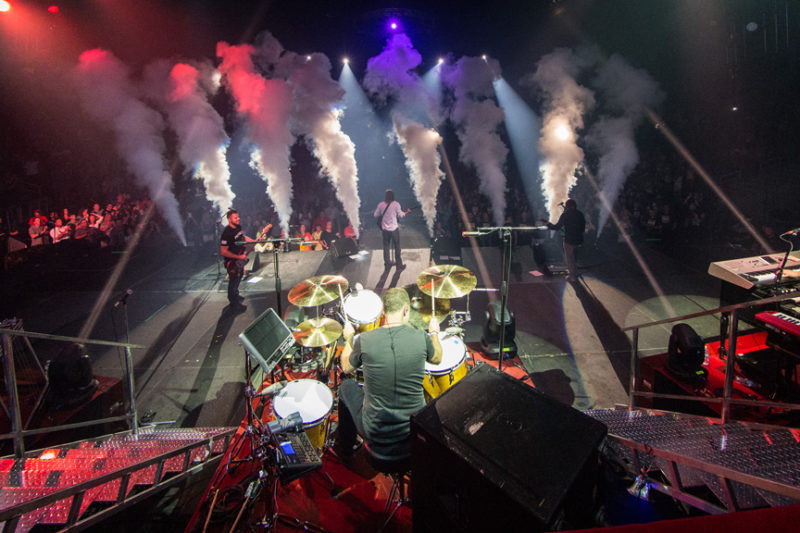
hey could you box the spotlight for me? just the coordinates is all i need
[0,1,10,13]
[481,54,487,61]
[480,300,517,359]
[555,124,570,140]
[438,57,444,65]
[731,105,739,112]
[343,57,349,64]
[47,4,59,13]
[390,22,397,30]
[306,55,311,61]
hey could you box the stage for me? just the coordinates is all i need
[1,218,744,529]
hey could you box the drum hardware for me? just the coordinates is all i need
[273,379,334,454]
[288,275,349,307]
[292,317,343,348]
[422,332,469,402]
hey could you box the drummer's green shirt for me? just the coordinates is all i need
[349,324,436,451]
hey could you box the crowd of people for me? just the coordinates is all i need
[0,194,165,269]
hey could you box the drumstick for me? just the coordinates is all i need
[337,284,348,328]
[431,279,436,331]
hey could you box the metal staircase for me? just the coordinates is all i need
[0,426,235,532]
[588,408,800,514]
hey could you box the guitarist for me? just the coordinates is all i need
[374,189,411,271]
[220,209,254,307]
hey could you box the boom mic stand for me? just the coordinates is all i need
[463,225,546,371]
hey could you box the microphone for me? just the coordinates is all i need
[462,230,490,237]
[256,380,287,397]
[113,289,133,308]
[267,411,304,435]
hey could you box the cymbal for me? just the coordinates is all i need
[293,317,343,347]
[288,275,349,307]
[416,264,477,299]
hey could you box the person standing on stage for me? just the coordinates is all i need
[336,288,442,459]
[219,209,253,308]
[541,198,586,282]
[374,189,411,270]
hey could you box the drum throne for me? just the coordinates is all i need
[364,442,412,530]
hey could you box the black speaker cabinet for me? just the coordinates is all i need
[331,237,359,258]
[410,364,607,532]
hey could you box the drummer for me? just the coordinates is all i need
[336,288,442,459]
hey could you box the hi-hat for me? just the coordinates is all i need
[293,317,343,347]
[417,264,477,299]
[288,275,349,307]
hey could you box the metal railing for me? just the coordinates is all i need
[0,327,145,458]
[624,289,800,423]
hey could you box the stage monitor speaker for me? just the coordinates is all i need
[433,237,462,264]
[239,308,294,375]
[331,237,358,258]
[410,364,607,533]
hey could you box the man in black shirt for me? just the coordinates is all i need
[542,199,586,282]
[337,288,442,459]
[219,210,253,307]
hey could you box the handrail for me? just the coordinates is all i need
[1,327,146,457]
[625,288,800,424]
[622,289,800,332]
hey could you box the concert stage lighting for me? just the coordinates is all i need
[667,323,706,382]
[0,1,10,13]
[342,57,349,64]
[481,54,487,61]
[47,5,59,14]
[556,124,570,140]
[481,300,517,359]
[438,57,444,65]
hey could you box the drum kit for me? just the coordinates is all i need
[269,264,478,454]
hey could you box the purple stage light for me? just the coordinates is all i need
[388,19,400,31]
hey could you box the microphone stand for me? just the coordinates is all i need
[465,225,545,371]
[241,237,304,317]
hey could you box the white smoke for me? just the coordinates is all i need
[143,59,235,217]
[73,49,186,245]
[364,33,443,234]
[443,56,508,225]
[253,33,361,237]
[526,48,595,220]
[587,54,664,233]
[216,42,294,235]
[391,115,445,235]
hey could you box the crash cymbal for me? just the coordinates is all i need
[416,264,477,299]
[293,317,343,347]
[288,275,349,307]
[411,294,450,324]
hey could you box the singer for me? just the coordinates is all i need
[541,199,586,282]
[374,189,411,271]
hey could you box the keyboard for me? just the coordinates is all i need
[274,430,322,484]
[708,251,800,289]
[756,311,800,338]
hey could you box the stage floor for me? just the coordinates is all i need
[2,220,747,529]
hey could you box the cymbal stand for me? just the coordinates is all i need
[227,348,270,469]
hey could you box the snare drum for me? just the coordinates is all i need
[422,333,468,401]
[273,379,333,452]
[343,290,383,333]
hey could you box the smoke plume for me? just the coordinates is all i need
[253,33,361,237]
[443,56,509,225]
[144,59,235,217]
[526,48,595,220]
[391,115,444,234]
[73,49,186,244]
[587,54,664,233]
[364,33,443,234]
[216,41,294,235]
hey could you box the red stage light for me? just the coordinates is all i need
[47,4,59,14]
[0,1,11,13]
